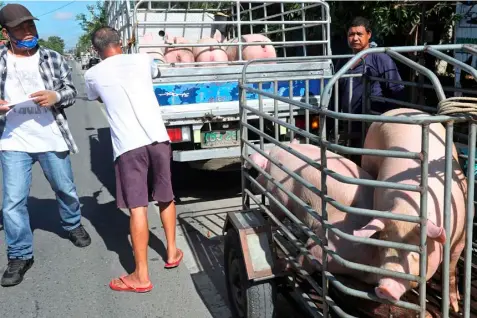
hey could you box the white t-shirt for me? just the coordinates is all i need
[84,53,169,160]
[0,51,68,153]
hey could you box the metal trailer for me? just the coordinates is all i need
[105,0,333,170]
[222,43,477,318]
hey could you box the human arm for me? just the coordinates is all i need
[376,54,405,100]
[149,55,160,79]
[30,53,78,109]
[84,76,103,103]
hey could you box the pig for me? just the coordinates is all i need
[356,108,467,313]
[163,34,195,66]
[223,34,277,62]
[248,140,380,278]
[146,52,165,65]
[192,30,229,66]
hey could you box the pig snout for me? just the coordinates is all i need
[375,278,409,302]
[354,217,446,301]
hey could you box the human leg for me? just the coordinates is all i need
[37,151,90,247]
[147,142,182,266]
[110,146,153,292]
[0,151,35,286]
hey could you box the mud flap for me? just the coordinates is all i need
[222,209,275,281]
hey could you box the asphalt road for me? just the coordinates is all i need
[0,61,303,318]
[0,61,240,318]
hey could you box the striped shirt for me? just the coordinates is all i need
[0,45,79,154]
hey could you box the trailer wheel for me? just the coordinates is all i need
[224,228,276,318]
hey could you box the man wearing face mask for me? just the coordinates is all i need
[0,4,91,287]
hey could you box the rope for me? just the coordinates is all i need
[437,97,477,118]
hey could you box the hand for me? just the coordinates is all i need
[0,99,11,114]
[30,90,59,107]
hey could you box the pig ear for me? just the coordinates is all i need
[291,138,300,145]
[354,218,386,238]
[426,220,446,244]
[249,150,270,170]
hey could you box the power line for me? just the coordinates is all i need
[37,1,76,18]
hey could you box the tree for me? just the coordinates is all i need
[0,1,5,43]
[75,0,107,57]
[39,36,65,54]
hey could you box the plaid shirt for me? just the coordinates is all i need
[0,45,79,154]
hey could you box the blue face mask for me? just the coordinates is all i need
[9,34,39,50]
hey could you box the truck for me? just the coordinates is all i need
[106,0,333,171]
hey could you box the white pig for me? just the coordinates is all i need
[356,108,467,313]
[192,30,229,66]
[223,34,277,62]
[163,34,195,66]
[249,140,380,278]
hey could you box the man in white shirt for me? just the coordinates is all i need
[0,3,91,287]
[84,27,182,293]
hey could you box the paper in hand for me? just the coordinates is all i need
[3,97,36,115]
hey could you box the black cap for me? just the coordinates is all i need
[0,4,39,29]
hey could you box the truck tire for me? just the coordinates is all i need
[224,228,276,318]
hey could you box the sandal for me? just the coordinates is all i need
[109,275,153,293]
[164,249,184,269]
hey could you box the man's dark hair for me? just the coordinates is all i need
[91,26,121,52]
[348,16,371,33]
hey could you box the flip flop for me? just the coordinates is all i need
[109,275,153,293]
[164,249,184,269]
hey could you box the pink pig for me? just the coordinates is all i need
[163,34,195,66]
[192,30,228,66]
[249,140,380,278]
[224,34,277,62]
[358,108,467,313]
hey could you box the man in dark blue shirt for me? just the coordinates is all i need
[337,17,405,115]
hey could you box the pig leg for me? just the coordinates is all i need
[448,239,465,313]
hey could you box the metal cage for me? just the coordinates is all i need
[238,44,477,318]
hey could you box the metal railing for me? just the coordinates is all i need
[107,0,331,66]
[239,44,477,318]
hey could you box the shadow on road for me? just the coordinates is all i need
[84,126,296,317]
[171,162,242,205]
[85,127,168,272]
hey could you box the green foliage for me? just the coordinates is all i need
[328,1,462,45]
[0,1,4,41]
[75,1,107,57]
[38,36,65,54]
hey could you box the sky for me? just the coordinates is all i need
[4,0,99,50]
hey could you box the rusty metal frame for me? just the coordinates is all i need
[224,209,277,281]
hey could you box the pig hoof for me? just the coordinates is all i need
[375,286,399,303]
[450,295,459,313]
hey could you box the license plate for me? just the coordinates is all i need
[201,130,240,148]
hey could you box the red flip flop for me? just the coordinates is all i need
[164,249,184,269]
[109,275,153,293]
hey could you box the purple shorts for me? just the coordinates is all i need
[114,141,174,209]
